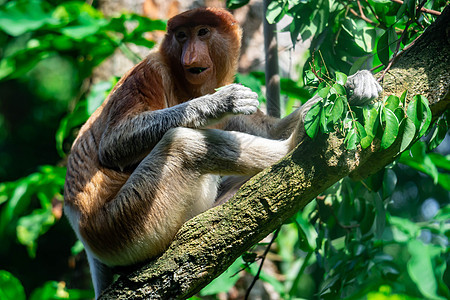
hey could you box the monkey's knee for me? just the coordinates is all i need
[159,127,208,157]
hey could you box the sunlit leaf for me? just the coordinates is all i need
[381,107,399,149]
[17,208,55,257]
[389,215,419,238]
[330,83,346,95]
[345,126,359,150]
[29,281,95,300]
[295,213,317,251]
[407,240,446,300]
[398,117,416,153]
[226,0,250,9]
[266,0,286,24]
[406,95,431,138]
[361,106,379,148]
[0,270,26,300]
[0,0,56,36]
[200,258,242,296]
[335,72,347,85]
[318,85,331,98]
[385,95,400,112]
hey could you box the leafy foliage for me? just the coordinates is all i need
[0,0,165,81]
[228,0,446,75]
[304,75,433,153]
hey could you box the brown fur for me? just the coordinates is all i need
[64,8,246,263]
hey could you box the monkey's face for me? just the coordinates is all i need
[174,26,216,86]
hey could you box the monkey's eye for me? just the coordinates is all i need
[198,28,210,37]
[175,31,187,41]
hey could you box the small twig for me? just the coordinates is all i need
[390,0,441,16]
[357,0,365,18]
[245,227,281,300]
[364,0,384,26]
[348,7,377,26]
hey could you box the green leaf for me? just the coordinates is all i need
[318,85,331,99]
[226,0,250,9]
[400,90,408,107]
[418,95,432,138]
[345,126,359,150]
[327,96,344,123]
[399,142,439,184]
[266,0,287,24]
[0,270,26,300]
[335,72,347,85]
[381,107,399,149]
[356,27,377,52]
[428,118,449,150]
[407,95,431,138]
[200,258,242,295]
[0,0,56,36]
[17,208,55,257]
[399,117,416,153]
[361,106,379,149]
[330,83,346,95]
[428,153,450,171]
[71,240,85,256]
[304,101,323,138]
[295,213,317,251]
[377,27,396,66]
[56,80,113,157]
[29,281,94,300]
[389,215,419,239]
[407,239,446,300]
[86,80,114,114]
[406,0,417,18]
[434,205,450,221]
[385,95,400,112]
[382,169,397,199]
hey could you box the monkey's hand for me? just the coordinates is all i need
[214,83,259,116]
[345,70,382,106]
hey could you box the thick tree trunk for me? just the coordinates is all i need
[100,6,450,299]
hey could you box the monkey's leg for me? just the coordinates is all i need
[94,127,290,267]
[86,251,114,298]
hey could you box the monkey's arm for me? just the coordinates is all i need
[98,84,258,170]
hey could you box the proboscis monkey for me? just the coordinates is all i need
[64,7,382,297]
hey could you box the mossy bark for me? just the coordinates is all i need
[100,6,450,299]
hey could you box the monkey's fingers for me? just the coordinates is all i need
[231,97,259,115]
[347,70,382,106]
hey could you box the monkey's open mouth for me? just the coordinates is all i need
[188,67,208,74]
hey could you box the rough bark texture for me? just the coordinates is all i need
[100,6,450,300]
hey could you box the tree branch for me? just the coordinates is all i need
[100,6,450,299]
[390,0,442,16]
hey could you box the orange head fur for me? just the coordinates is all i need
[160,8,242,94]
